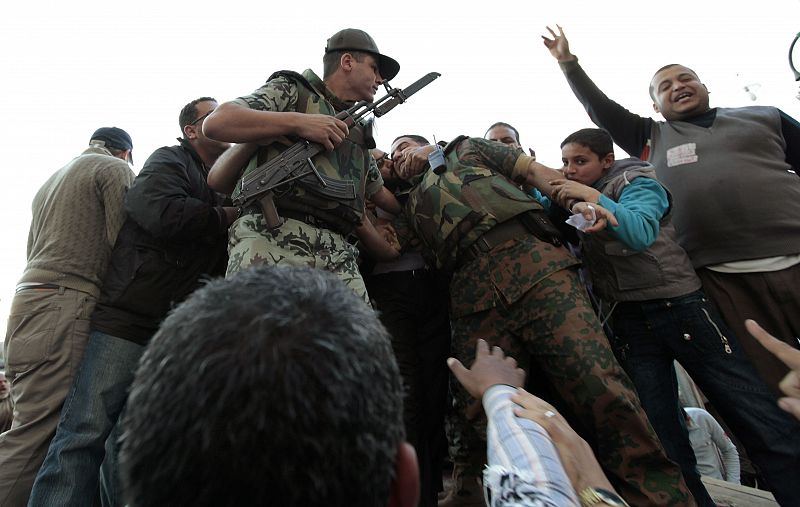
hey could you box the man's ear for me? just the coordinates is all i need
[602,152,615,169]
[652,101,661,114]
[387,442,419,507]
[184,124,198,140]
[340,52,355,73]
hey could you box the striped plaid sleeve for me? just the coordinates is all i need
[482,385,579,507]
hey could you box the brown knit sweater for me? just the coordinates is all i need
[19,146,135,297]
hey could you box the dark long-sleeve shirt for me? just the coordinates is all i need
[559,59,800,169]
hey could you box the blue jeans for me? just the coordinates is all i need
[611,290,800,507]
[27,330,144,506]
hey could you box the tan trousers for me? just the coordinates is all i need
[0,286,95,507]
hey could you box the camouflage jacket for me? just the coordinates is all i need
[396,136,545,270]
[396,137,578,316]
[232,69,383,232]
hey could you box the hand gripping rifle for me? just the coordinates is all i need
[233,72,441,228]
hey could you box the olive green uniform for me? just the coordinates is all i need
[227,70,384,301]
[395,137,692,507]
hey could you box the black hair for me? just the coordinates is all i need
[391,134,430,146]
[560,128,614,159]
[119,265,404,507]
[178,97,216,136]
[484,122,520,144]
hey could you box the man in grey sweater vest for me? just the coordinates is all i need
[0,128,134,507]
[543,25,800,507]
[541,25,800,398]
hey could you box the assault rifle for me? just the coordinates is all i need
[233,72,441,228]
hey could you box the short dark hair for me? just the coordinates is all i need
[119,265,404,507]
[484,122,520,144]
[560,128,614,159]
[392,134,430,146]
[322,50,369,79]
[178,97,216,136]
[648,64,700,101]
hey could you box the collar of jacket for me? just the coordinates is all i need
[176,137,207,172]
[593,157,655,191]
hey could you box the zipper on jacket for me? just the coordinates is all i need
[701,308,733,354]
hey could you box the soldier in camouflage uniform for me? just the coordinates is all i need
[204,29,401,301]
[391,135,694,507]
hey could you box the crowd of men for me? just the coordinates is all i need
[1,25,800,507]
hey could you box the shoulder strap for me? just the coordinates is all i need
[443,135,469,155]
[268,70,316,114]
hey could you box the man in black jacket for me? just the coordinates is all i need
[28,97,235,506]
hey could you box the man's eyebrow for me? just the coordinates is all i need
[658,72,696,88]
[392,142,409,154]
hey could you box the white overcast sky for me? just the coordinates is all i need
[2,0,799,336]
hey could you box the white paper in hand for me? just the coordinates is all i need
[565,205,597,232]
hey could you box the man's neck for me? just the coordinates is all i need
[306,70,356,111]
[323,75,359,103]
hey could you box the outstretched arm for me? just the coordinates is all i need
[512,389,619,502]
[449,341,579,507]
[550,178,664,249]
[542,25,652,158]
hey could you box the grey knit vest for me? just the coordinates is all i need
[649,106,800,268]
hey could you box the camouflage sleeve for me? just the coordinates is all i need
[511,154,537,186]
[364,157,385,198]
[233,76,297,112]
[468,137,532,184]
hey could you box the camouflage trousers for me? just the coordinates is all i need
[448,266,693,507]
[226,213,369,303]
